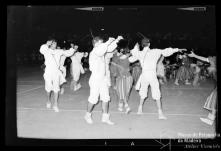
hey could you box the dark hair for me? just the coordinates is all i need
[47,36,56,42]
[92,36,103,46]
[118,47,130,55]
[141,38,150,47]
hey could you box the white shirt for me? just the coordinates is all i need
[129,46,179,71]
[71,51,84,66]
[89,40,118,79]
[40,44,75,72]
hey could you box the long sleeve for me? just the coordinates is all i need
[128,55,138,63]
[192,54,209,63]
[62,48,76,57]
[93,38,118,56]
[160,48,179,57]
[39,45,51,55]
[93,43,109,57]
[107,39,119,52]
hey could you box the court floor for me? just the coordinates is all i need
[16,65,216,139]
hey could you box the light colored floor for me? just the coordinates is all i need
[17,66,216,139]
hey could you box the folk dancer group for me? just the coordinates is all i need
[40,35,216,126]
[82,36,187,124]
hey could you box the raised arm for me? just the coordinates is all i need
[39,45,52,55]
[62,48,76,57]
[160,47,186,57]
[188,51,209,63]
[107,36,123,52]
[93,36,122,56]
[93,38,115,57]
[128,43,140,63]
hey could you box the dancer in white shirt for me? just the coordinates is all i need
[129,38,187,119]
[40,39,76,112]
[70,44,88,91]
[84,35,123,125]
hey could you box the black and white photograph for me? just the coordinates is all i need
[6,4,219,147]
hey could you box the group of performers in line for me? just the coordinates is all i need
[39,35,217,126]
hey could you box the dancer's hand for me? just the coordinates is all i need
[134,43,139,48]
[108,37,115,42]
[188,51,196,58]
[117,36,123,41]
[179,48,187,52]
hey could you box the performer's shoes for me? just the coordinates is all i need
[101,113,114,125]
[74,84,82,91]
[53,106,59,112]
[137,107,143,115]
[125,107,131,114]
[124,104,131,114]
[118,103,123,112]
[118,107,123,112]
[60,88,64,94]
[185,82,191,85]
[84,112,93,124]
[158,113,167,120]
[174,81,179,85]
[200,117,214,125]
[46,102,51,109]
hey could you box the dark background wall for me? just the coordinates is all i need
[7,5,216,56]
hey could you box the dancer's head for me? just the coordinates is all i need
[92,36,104,47]
[50,41,57,50]
[46,38,55,46]
[70,43,74,48]
[74,45,79,50]
[141,38,150,48]
[119,47,130,55]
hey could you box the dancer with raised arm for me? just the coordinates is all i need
[84,35,123,125]
[70,43,88,91]
[129,38,187,119]
[40,39,76,112]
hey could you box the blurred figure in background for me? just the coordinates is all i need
[188,52,217,126]
[157,55,167,85]
[174,53,194,85]
[70,44,88,91]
